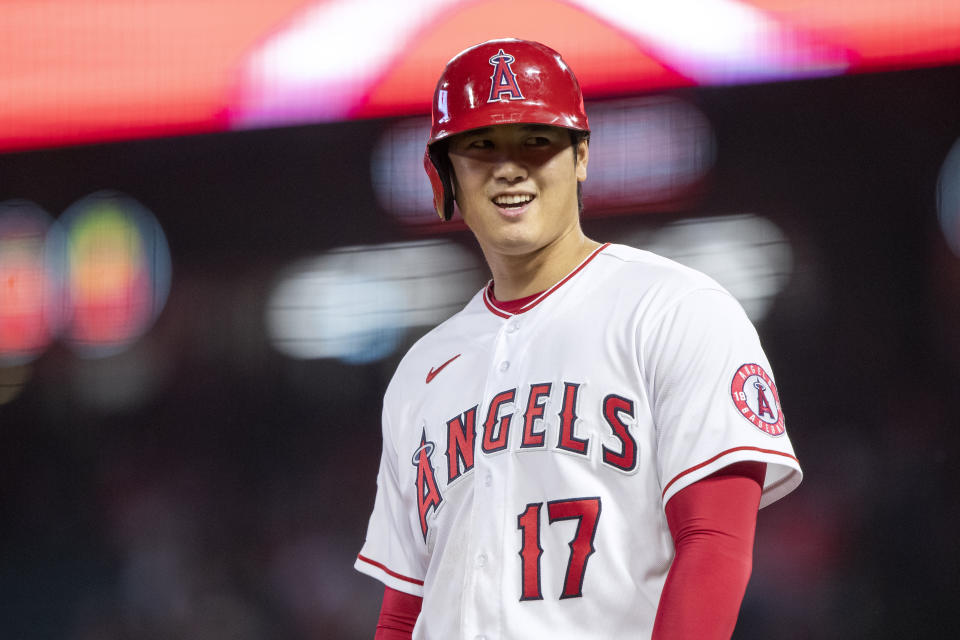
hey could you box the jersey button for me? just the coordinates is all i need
[484,472,492,487]
[499,360,510,372]
[506,321,520,333]
[477,553,487,567]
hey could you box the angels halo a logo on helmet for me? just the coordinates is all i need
[487,49,525,103]
[730,363,785,436]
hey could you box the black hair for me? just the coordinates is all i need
[569,129,590,215]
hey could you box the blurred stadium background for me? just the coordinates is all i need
[2,1,960,638]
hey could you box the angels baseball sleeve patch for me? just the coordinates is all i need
[730,363,785,436]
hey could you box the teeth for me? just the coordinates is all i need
[493,194,533,206]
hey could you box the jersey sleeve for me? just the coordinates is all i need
[642,288,802,509]
[355,405,429,597]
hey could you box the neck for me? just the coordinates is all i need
[482,226,602,301]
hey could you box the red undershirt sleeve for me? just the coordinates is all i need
[375,585,423,640]
[652,461,766,640]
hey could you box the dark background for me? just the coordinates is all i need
[2,64,959,638]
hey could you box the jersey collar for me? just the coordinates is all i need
[482,243,611,318]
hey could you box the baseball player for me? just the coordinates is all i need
[355,39,802,640]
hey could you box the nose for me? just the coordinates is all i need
[491,152,527,184]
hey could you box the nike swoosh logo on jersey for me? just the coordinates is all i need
[426,354,461,384]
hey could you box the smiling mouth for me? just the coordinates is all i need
[491,194,535,210]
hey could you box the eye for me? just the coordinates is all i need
[525,136,552,146]
[467,139,493,149]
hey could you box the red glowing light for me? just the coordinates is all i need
[60,193,171,357]
[0,202,62,364]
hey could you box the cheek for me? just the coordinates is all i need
[540,166,579,202]
[449,156,485,187]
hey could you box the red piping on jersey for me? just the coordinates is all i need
[661,446,799,499]
[483,293,512,318]
[482,243,611,318]
[357,554,425,586]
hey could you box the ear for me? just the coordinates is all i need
[576,138,589,182]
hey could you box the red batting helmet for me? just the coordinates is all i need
[424,38,590,221]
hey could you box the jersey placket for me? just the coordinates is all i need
[461,311,525,640]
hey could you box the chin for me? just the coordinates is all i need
[486,231,549,256]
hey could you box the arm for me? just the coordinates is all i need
[652,461,766,640]
[375,585,423,640]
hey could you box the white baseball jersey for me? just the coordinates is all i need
[355,242,802,640]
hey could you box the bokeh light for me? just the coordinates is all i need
[642,213,793,322]
[0,200,65,365]
[59,192,172,358]
[582,96,714,211]
[371,117,433,225]
[937,136,960,256]
[266,240,485,363]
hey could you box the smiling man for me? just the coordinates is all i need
[444,122,594,300]
[355,39,802,640]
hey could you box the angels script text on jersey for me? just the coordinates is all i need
[414,380,637,540]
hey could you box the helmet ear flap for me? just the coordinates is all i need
[424,145,455,221]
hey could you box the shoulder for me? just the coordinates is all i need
[383,287,489,402]
[597,243,718,282]
[592,242,732,307]
[603,244,762,356]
